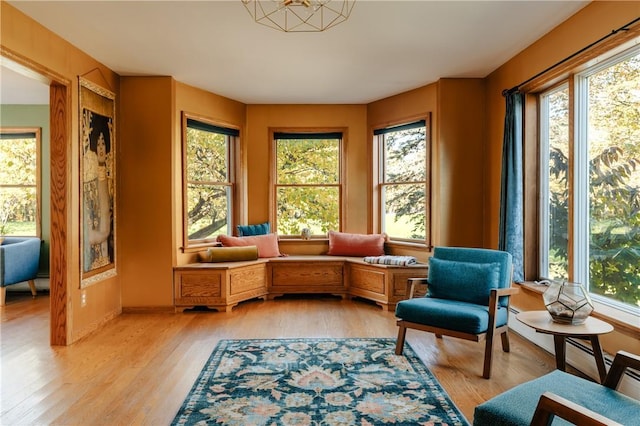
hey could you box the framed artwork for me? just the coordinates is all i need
[79,77,116,287]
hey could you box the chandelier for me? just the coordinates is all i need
[241,0,356,32]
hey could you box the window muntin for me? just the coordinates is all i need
[274,132,342,236]
[375,120,429,243]
[182,115,237,246]
[539,45,640,313]
[0,128,40,237]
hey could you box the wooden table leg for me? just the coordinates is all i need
[553,335,567,371]
[590,335,608,383]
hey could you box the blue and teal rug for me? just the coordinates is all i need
[172,338,469,425]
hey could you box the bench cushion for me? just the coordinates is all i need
[218,233,281,258]
[473,370,640,425]
[394,297,508,334]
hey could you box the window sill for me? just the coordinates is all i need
[516,281,640,338]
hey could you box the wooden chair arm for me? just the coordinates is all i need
[493,287,519,297]
[407,278,429,299]
[603,350,640,390]
[530,392,622,426]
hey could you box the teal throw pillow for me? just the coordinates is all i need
[427,257,501,305]
[237,222,270,237]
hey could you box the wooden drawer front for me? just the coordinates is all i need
[392,269,428,297]
[178,272,222,298]
[272,263,343,287]
[350,267,385,294]
[230,264,265,295]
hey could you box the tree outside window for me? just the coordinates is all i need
[540,46,640,312]
[0,129,40,237]
[375,120,429,243]
[183,116,237,246]
[274,132,342,236]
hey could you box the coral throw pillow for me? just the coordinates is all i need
[327,231,386,256]
[217,233,281,258]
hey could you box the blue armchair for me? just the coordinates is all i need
[395,246,518,379]
[0,237,41,305]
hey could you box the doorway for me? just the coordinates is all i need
[1,52,70,345]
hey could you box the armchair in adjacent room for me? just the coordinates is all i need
[0,237,41,305]
[395,246,518,379]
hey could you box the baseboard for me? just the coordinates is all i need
[122,306,175,314]
[509,308,640,400]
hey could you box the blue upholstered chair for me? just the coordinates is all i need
[395,246,518,379]
[474,350,640,425]
[0,237,41,305]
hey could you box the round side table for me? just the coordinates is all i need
[516,310,613,383]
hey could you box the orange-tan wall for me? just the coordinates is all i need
[1,2,121,343]
[245,104,368,235]
[368,78,486,250]
[484,1,640,354]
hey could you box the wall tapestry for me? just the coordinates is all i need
[79,77,116,287]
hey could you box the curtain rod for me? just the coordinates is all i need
[503,16,640,96]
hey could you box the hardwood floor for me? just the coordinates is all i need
[1,292,561,425]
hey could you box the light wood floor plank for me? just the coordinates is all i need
[1,292,562,424]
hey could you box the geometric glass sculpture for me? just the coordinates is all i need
[543,281,594,325]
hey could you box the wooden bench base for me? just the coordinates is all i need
[173,256,427,312]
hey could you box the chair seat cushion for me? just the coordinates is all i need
[395,297,508,334]
[473,370,640,425]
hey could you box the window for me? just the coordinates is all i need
[0,128,41,237]
[182,114,238,247]
[375,119,429,243]
[539,45,640,313]
[273,131,343,236]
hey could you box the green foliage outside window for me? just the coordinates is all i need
[275,137,340,235]
[0,135,38,236]
[545,50,640,310]
[380,125,427,241]
[185,126,230,241]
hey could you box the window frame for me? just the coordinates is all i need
[181,112,239,249]
[373,116,431,247]
[0,127,42,238]
[270,128,346,238]
[536,43,640,315]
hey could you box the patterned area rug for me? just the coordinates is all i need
[172,338,469,425]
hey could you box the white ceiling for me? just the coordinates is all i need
[2,0,588,105]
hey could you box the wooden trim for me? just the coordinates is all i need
[49,82,69,346]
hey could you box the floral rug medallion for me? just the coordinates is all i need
[172,338,468,425]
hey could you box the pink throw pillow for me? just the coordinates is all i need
[217,233,281,258]
[327,231,386,256]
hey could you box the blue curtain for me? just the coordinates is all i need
[499,91,524,282]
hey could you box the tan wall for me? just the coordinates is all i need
[368,79,486,250]
[484,2,640,355]
[119,77,175,308]
[245,104,368,235]
[1,2,121,343]
[174,81,247,266]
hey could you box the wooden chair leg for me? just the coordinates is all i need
[501,330,510,352]
[395,323,407,355]
[435,334,443,339]
[0,287,5,306]
[28,280,37,298]
[483,333,495,379]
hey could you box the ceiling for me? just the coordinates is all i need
[2,0,589,105]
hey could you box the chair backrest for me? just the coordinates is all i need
[431,246,513,306]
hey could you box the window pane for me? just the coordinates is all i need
[276,138,339,184]
[0,187,37,236]
[0,134,38,236]
[276,186,339,235]
[186,128,228,183]
[186,184,230,240]
[545,87,570,280]
[382,183,425,240]
[587,52,640,309]
[383,127,426,183]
